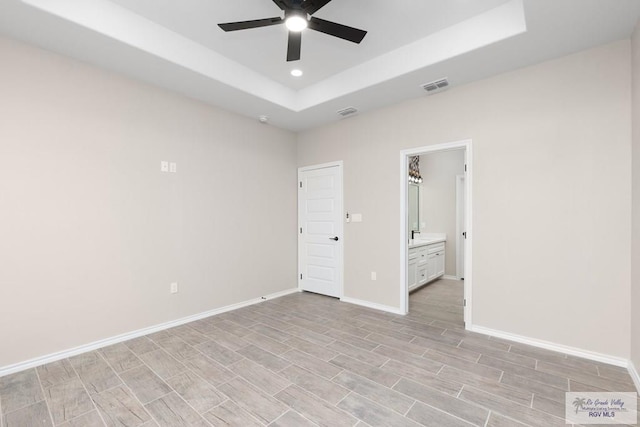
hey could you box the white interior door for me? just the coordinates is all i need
[298,163,343,298]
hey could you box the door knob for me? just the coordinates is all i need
[330,236,339,241]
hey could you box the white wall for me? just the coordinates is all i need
[0,37,298,368]
[631,20,640,373]
[419,150,465,276]
[298,41,632,359]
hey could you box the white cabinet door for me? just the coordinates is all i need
[408,258,417,290]
[436,252,445,277]
[427,254,438,281]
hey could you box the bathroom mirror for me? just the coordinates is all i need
[408,183,420,233]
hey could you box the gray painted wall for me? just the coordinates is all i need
[0,37,298,368]
[298,41,632,359]
[419,150,465,277]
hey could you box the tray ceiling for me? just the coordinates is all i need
[0,0,639,131]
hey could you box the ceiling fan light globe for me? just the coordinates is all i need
[285,16,308,32]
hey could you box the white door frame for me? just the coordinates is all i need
[298,161,344,298]
[456,174,466,280]
[399,140,473,328]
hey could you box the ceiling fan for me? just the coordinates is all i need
[217,0,367,62]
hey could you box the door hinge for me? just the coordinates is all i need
[464,164,467,172]
[463,231,467,239]
[464,299,466,307]
[300,227,302,234]
[299,181,302,188]
[300,273,303,280]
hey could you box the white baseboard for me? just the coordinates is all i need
[442,275,460,281]
[0,288,299,378]
[470,325,628,368]
[628,360,640,393]
[340,296,405,315]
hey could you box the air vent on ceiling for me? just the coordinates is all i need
[421,78,449,94]
[337,106,358,117]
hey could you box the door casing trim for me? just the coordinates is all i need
[456,174,466,280]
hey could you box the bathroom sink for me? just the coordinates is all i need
[409,234,446,248]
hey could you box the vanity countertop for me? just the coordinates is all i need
[408,233,446,248]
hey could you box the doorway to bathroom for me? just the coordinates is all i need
[399,139,473,328]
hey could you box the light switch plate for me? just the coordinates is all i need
[170,282,178,294]
[352,213,363,222]
[169,162,177,173]
[160,161,169,172]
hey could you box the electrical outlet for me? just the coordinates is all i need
[160,161,169,172]
[371,272,377,281]
[170,282,178,294]
[169,162,177,173]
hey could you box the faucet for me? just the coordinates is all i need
[411,230,420,240]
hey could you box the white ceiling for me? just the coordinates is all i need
[0,0,639,131]
[106,0,512,89]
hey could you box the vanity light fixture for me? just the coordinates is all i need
[408,155,422,183]
[290,69,303,77]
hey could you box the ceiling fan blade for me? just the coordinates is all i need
[303,0,332,15]
[272,0,294,10]
[218,17,283,32]
[308,17,366,43]
[287,31,302,61]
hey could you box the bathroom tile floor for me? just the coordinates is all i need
[1,278,637,426]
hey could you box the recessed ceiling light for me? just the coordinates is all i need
[285,15,308,32]
[290,69,303,77]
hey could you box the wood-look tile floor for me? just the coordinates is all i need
[1,278,637,426]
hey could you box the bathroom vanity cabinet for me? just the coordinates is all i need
[408,240,445,292]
